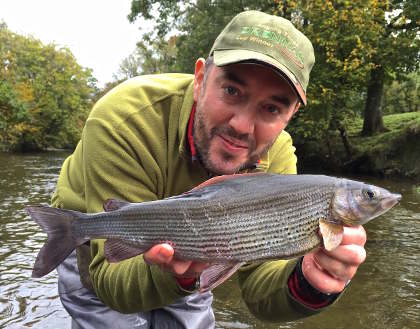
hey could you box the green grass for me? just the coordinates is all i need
[347,111,419,135]
[300,111,420,179]
[346,112,420,154]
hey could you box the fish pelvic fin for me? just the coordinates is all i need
[104,239,150,262]
[319,218,344,251]
[103,199,131,212]
[25,205,88,278]
[199,262,245,293]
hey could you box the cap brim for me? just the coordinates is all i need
[213,49,306,106]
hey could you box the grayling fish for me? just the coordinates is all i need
[26,173,401,292]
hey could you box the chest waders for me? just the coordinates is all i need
[57,251,215,329]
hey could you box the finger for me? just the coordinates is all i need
[340,226,367,246]
[159,260,209,277]
[313,249,358,281]
[323,244,366,265]
[302,254,347,294]
[143,244,174,265]
[189,262,209,274]
[170,259,193,276]
[179,262,210,277]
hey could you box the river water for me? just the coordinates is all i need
[0,152,419,329]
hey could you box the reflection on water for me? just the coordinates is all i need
[0,152,419,328]
[0,152,69,329]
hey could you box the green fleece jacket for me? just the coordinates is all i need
[51,73,326,321]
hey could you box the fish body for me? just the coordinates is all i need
[26,173,401,291]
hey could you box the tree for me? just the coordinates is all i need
[114,35,178,80]
[128,0,279,73]
[383,71,420,114]
[361,1,420,135]
[0,23,96,151]
[277,1,382,159]
[0,79,32,148]
[276,0,419,138]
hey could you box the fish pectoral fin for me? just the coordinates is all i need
[103,199,131,212]
[104,239,149,263]
[319,219,344,251]
[199,262,245,293]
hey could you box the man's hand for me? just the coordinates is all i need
[143,243,209,278]
[302,225,367,294]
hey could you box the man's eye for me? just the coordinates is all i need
[224,86,238,96]
[265,105,280,115]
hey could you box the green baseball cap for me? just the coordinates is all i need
[209,10,315,106]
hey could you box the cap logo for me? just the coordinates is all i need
[238,26,305,69]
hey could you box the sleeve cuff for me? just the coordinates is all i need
[176,277,198,291]
[288,257,342,309]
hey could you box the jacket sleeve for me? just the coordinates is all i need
[237,260,330,321]
[237,131,337,321]
[76,104,190,313]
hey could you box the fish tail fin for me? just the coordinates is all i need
[26,205,88,278]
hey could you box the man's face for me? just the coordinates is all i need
[193,59,300,175]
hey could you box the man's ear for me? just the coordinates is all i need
[193,58,206,102]
[293,101,301,114]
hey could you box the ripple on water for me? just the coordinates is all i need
[1,153,419,328]
[0,152,70,328]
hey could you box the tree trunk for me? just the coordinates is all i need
[338,126,352,161]
[362,65,386,136]
[325,130,332,159]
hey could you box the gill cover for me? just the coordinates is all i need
[332,179,401,226]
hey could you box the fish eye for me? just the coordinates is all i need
[362,188,376,200]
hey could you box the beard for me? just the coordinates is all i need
[193,103,274,175]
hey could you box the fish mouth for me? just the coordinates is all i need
[381,193,402,209]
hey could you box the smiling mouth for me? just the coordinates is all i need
[219,135,249,149]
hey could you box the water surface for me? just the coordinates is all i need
[0,152,418,328]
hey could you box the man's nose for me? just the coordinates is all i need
[228,109,255,135]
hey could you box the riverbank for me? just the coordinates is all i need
[296,112,420,181]
[2,112,419,181]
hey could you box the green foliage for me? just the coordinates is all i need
[378,0,420,76]
[128,0,278,74]
[359,0,420,135]
[0,23,96,151]
[347,112,420,178]
[317,111,420,179]
[0,79,32,149]
[383,71,420,114]
[275,0,419,139]
[285,0,378,144]
[115,35,178,79]
[346,111,420,146]
[91,80,123,105]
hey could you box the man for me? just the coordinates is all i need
[53,10,366,329]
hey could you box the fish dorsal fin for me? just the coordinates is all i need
[103,199,130,212]
[319,219,344,251]
[189,173,264,192]
[104,239,150,262]
[199,262,245,292]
